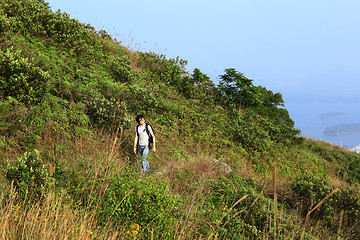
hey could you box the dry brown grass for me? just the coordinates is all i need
[0,126,134,239]
[46,126,130,179]
[0,187,121,239]
[1,123,357,239]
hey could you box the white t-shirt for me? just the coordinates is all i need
[135,124,153,146]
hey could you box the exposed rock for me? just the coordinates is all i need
[211,159,234,174]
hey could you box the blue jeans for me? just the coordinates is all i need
[138,145,150,173]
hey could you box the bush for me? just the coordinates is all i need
[99,171,176,237]
[0,47,49,104]
[0,10,11,33]
[307,141,360,183]
[290,172,335,225]
[230,109,272,151]
[206,175,269,239]
[86,96,132,130]
[4,0,85,48]
[289,172,360,236]
[332,187,360,235]
[6,150,51,199]
[108,55,134,83]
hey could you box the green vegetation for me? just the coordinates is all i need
[0,0,359,239]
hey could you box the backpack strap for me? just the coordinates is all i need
[145,123,150,136]
[136,125,140,136]
[145,123,153,149]
[136,125,139,153]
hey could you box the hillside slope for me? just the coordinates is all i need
[0,0,359,239]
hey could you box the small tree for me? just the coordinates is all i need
[218,68,301,143]
[219,68,263,108]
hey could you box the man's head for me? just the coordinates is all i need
[136,115,145,124]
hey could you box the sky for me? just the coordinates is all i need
[46,0,360,147]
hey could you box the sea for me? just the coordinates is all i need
[286,101,360,148]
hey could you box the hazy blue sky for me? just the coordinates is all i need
[46,0,360,146]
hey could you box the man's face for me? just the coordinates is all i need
[139,118,145,126]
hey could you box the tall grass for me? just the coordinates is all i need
[0,163,350,239]
[1,125,357,239]
[0,187,120,239]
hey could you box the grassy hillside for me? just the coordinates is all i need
[0,0,359,239]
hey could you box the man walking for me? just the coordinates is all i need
[133,115,156,174]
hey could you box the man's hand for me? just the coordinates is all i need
[133,147,137,154]
[152,146,156,152]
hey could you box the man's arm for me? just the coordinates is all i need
[134,133,138,154]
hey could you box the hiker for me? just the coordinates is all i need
[133,115,156,174]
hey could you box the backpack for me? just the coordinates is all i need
[136,123,154,149]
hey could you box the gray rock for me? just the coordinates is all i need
[211,159,234,174]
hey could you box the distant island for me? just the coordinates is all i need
[324,123,360,136]
[320,112,350,120]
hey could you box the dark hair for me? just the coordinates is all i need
[136,115,145,123]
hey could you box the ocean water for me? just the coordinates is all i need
[286,101,360,148]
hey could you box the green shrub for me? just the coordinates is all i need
[307,141,360,183]
[100,171,176,237]
[126,82,160,113]
[332,187,360,233]
[86,96,132,129]
[108,55,134,83]
[290,172,334,222]
[0,10,11,33]
[0,47,49,104]
[207,175,269,239]
[290,172,360,236]
[6,150,50,199]
[0,97,22,133]
[4,0,85,47]
[230,109,272,151]
[0,98,43,149]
